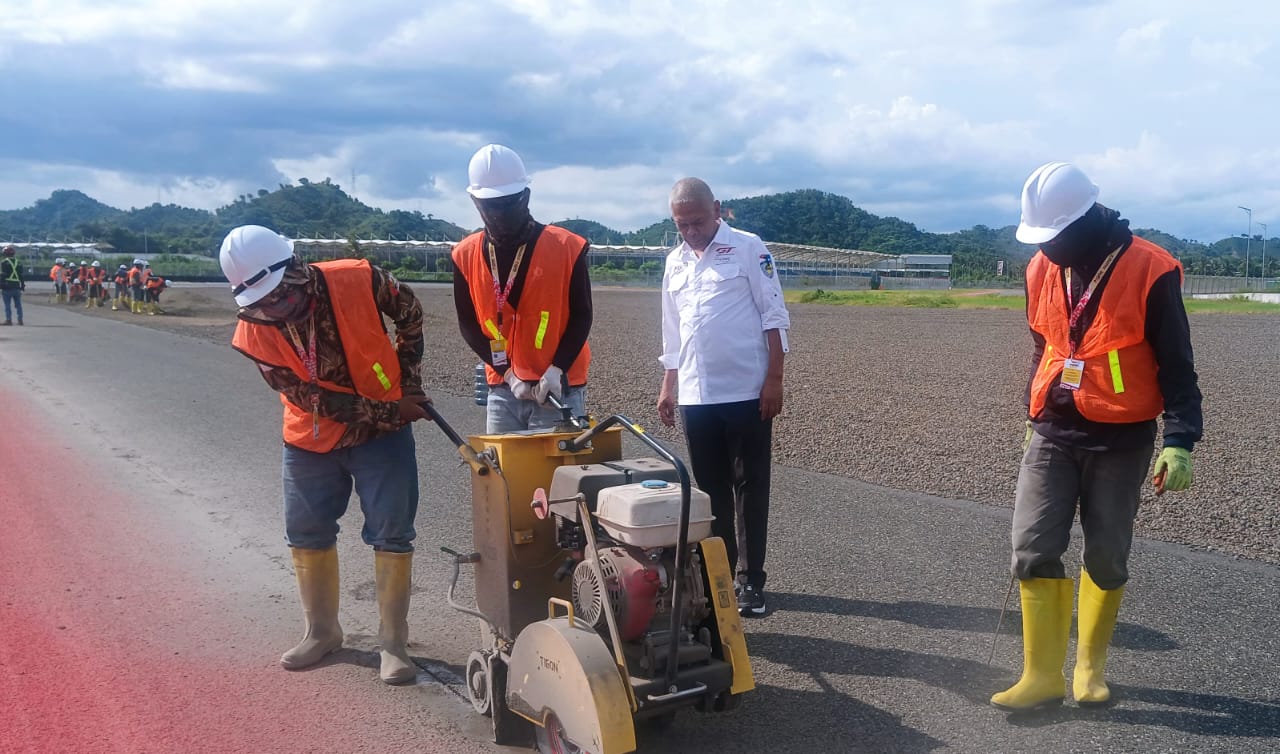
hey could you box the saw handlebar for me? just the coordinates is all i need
[419,401,488,476]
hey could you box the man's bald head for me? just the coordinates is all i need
[669,177,716,209]
[669,178,721,252]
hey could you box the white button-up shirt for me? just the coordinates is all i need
[660,221,790,406]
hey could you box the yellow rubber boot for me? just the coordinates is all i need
[991,577,1073,710]
[111,297,119,311]
[132,300,142,314]
[280,546,344,669]
[147,302,157,316]
[374,550,416,684]
[1073,569,1124,706]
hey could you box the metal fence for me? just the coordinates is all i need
[1184,275,1279,295]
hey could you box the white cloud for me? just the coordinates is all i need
[2,0,1280,241]
[152,60,267,92]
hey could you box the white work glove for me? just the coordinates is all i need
[503,369,535,401]
[535,365,565,405]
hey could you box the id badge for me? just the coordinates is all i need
[489,338,508,368]
[1060,358,1085,391]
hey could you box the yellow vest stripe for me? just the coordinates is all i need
[534,311,550,349]
[1108,349,1125,394]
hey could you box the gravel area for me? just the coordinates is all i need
[35,282,1279,565]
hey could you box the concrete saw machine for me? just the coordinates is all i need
[431,398,754,754]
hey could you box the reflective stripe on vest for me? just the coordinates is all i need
[2,259,18,283]
[1026,236,1179,424]
[230,259,402,452]
[452,226,591,385]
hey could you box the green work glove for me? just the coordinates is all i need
[1022,420,1033,453]
[1153,446,1193,494]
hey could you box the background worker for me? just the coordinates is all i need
[128,259,145,313]
[451,144,593,433]
[220,224,430,685]
[991,162,1203,711]
[657,177,790,617]
[69,261,88,303]
[50,257,68,303]
[1,246,25,326]
[112,264,129,310]
[144,271,167,315]
[85,260,106,308]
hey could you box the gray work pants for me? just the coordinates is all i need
[1011,432,1154,590]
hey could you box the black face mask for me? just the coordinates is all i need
[475,190,531,246]
[1040,204,1108,268]
[240,282,313,324]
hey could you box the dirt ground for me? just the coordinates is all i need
[24,281,1280,566]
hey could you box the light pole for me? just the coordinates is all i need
[1259,222,1268,284]
[1238,206,1252,287]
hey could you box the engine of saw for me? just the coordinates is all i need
[553,469,719,679]
[442,414,754,754]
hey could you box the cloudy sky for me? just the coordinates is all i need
[1,0,1277,241]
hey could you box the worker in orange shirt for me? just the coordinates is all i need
[49,257,68,303]
[128,259,145,313]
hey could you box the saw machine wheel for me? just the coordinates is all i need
[465,651,492,717]
[535,712,595,754]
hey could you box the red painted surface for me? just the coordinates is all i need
[0,395,466,753]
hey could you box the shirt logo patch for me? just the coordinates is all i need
[716,247,734,256]
[759,253,775,278]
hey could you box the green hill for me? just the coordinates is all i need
[0,184,1270,280]
[0,180,468,258]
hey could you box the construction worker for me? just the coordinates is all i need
[1,246,25,326]
[85,261,106,308]
[128,259,145,313]
[112,265,129,310]
[69,261,89,304]
[49,257,68,303]
[219,224,430,685]
[991,162,1203,711]
[657,177,790,617]
[451,144,593,432]
[144,271,167,315]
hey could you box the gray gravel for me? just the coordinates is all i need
[415,288,1280,567]
[53,283,1280,566]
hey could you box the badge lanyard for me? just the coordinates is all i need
[1063,245,1122,356]
[284,315,321,439]
[487,239,527,331]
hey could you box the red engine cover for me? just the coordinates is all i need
[604,548,660,641]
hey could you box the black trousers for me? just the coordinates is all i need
[681,399,772,590]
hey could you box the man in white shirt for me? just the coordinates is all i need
[657,177,790,617]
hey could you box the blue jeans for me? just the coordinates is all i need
[2,289,21,323]
[281,426,419,552]
[486,384,587,434]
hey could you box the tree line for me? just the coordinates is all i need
[1,184,1270,282]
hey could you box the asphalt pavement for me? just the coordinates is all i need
[1,301,1276,753]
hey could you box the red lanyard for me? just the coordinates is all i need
[284,316,321,439]
[487,239,526,330]
[1064,245,1122,355]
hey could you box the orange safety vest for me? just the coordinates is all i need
[1026,236,1181,424]
[49,264,63,282]
[128,268,142,285]
[452,226,590,386]
[231,259,403,452]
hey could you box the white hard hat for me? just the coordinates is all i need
[133,258,144,265]
[466,144,530,199]
[1016,162,1099,245]
[91,260,100,267]
[79,260,88,265]
[219,225,295,307]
